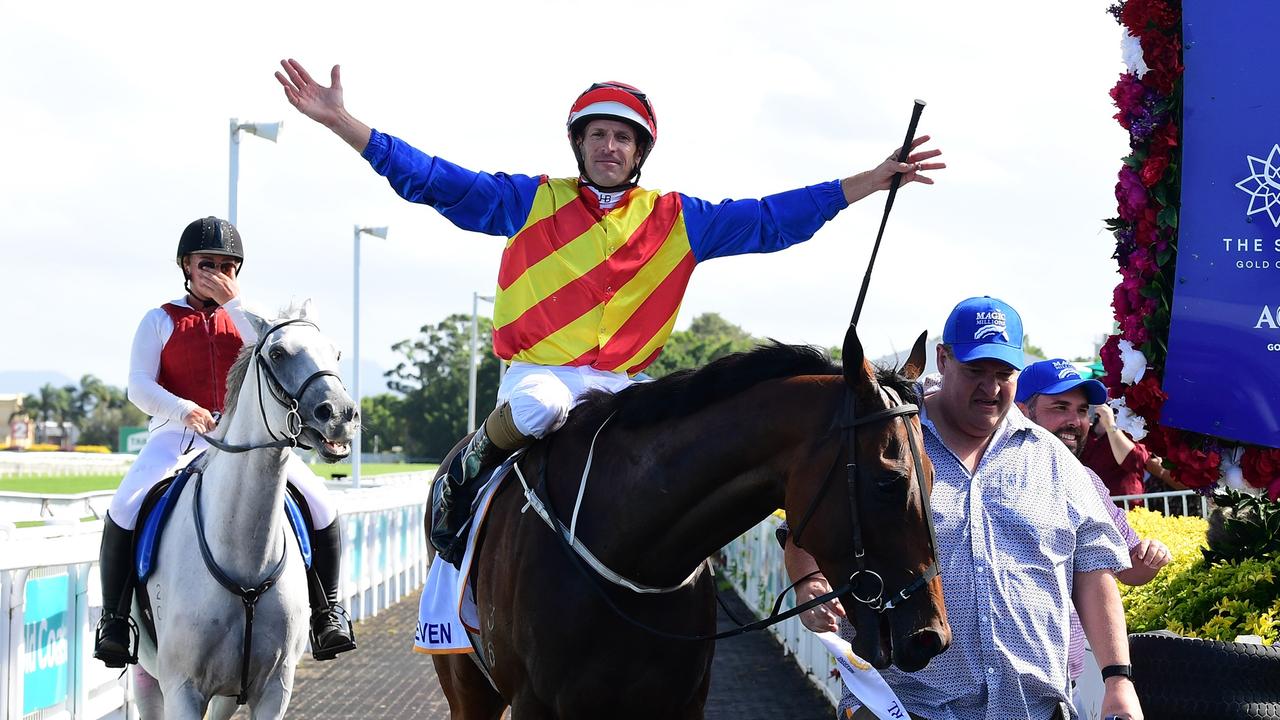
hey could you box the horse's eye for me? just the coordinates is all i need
[876,472,908,491]
[269,347,285,361]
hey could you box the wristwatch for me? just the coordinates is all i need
[1100,664,1134,681]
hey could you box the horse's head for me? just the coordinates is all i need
[785,325,949,672]
[234,302,359,462]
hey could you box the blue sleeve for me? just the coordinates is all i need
[681,180,849,262]
[362,129,542,238]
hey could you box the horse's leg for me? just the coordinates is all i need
[246,669,295,720]
[206,696,238,720]
[434,654,507,720]
[131,666,165,719]
[158,680,208,720]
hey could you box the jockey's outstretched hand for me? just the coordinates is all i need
[840,134,945,204]
[796,574,847,633]
[275,59,373,153]
[184,406,215,434]
[276,59,345,128]
[868,134,945,190]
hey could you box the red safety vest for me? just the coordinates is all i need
[157,303,243,413]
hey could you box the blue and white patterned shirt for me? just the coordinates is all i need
[838,390,1129,720]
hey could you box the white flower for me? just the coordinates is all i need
[1121,29,1150,77]
[1108,397,1148,441]
[1117,339,1148,385]
[1219,448,1260,493]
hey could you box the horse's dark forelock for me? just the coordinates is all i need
[871,363,919,406]
[572,341,840,430]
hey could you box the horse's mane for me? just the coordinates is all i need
[222,302,309,420]
[572,341,920,430]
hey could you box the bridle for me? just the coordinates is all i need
[786,382,941,615]
[201,318,343,454]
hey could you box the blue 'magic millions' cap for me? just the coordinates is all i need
[1015,358,1108,404]
[942,296,1025,369]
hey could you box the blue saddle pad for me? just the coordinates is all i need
[136,459,312,581]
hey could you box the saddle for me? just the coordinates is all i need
[130,455,313,642]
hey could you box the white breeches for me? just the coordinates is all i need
[108,425,337,531]
[496,362,637,439]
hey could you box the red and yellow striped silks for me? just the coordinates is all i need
[492,178,696,375]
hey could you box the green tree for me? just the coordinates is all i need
[1022,334,1047,359]
[645,313,760,377]
[386,313,501,460]
[77,382,146,447]
[360,393,408,456]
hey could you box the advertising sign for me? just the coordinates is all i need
[23,574,70,714]
[118,425,149,454]
[1162,0,1280,447]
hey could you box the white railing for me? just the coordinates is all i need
[1111,488,1210,517]
[0,492,114,527]
[1,475,430,719]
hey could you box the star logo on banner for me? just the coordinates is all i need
[1234,144,1280,227]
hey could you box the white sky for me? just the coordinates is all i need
[1,0,1129,391]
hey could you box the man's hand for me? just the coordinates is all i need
[841,135,945,204]
[1131,538,1171,570]
[1101,677,1143,720]
[183,407,215,434]
[275,58,372,153]
[796,575,847,633]
[1095,402,1118,431]
[191,265,240,306]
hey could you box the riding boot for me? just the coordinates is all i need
[93,514,139,668]
[430,425,506,565]
[307,521,356,661]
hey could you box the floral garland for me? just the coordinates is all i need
[1103,0,1280,500]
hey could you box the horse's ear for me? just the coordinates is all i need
[842,323,873,388]
[246,311,271,339]
[900,331,929,381]
[298,298,314,320]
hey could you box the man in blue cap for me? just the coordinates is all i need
[1017,359,1171,716]
[785,297,1143,720]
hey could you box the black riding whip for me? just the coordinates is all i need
[850,99,926,327]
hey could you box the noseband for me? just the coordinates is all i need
[787,383,941,614]
[202,318,343,454]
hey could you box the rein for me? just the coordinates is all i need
[200,318,342,454]
[191,468,288,705]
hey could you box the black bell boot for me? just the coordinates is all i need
[429,425,507,566]
[307,521,356,661]
[93,515,139,668]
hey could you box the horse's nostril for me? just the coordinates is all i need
[314,402,333,422]
[344,406,357,422]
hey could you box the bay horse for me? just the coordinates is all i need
[130,305,357,719]
[432,324,950,718]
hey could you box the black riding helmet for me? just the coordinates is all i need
[177,216,243,308]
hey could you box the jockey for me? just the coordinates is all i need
[93,217,356,667]
[276,60,944,565]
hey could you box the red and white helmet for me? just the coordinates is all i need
[567,81,657,186]
[566,81,658,145]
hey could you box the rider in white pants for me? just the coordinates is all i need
[93,217,355,668]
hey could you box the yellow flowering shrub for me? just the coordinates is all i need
[73,445,111,454]
[1120,506,1280,644]
[25,443,63,452]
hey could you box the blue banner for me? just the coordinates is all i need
[1162,0,1280,447]
[23,574,70,714]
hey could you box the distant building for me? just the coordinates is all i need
[1,393,32,449]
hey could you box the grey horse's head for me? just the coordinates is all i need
[226,301,358,462]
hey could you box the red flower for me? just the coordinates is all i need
[1124,375,1167,421]
[1116,166,1148,221]
[1240,446,1280,490]
[1163,432,1222,490]
[1150,121,1179,155]
[1122,0,1179,34]
[1099,335,1123,395]
[1141,153,1171,187]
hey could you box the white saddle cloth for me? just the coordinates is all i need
[413,469,508,655]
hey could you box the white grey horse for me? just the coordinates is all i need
[130,305,356,719]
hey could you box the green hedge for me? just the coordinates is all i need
[1120,506,1280,644]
